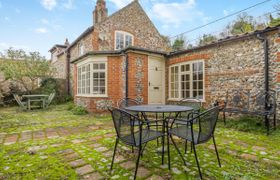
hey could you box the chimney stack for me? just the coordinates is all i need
[92,0,108,25]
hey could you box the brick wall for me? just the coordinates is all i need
[74,55,126,112]
[127,52,148,104]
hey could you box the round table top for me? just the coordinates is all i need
[124,104,193,113]
[22,95,49,98]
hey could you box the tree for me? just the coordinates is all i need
[199,34,217,46]
[268,14,280,27]
[229,13,256,35]
[172,35,186,51]
[0,48,54,93]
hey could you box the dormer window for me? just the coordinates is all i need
[79,42,85,56]
[115,31,133,50]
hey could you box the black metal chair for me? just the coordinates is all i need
[178,98,202,154]
[109,107,164,180]
[167,106,221,179]
[117,98,140,109]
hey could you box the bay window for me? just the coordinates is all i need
[169,61,204,100]
[77,59,107,97]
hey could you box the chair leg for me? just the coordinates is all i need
[110,138,119,171]
[184,140,188,154]
[131,146,134,153]
[134,144,142,180]
[265,115,269,135]
[273,113,276,130]
[170,135,186,166]
[167,133,171,170]
[192,142,202,179]
[212,136,221,167]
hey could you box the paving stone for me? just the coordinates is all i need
[95,147,108,152]
[72,139,86,144]
[114,155,125,163]
[19,131,32,142]
[252,146,266,151]
[236,141,249,148]
[208,144,215,150]
[46,129,59,139]
[69,159,87,168]
[88,143,102,148]
[33,130,45,140]
[226,149,238,156]
[27,145,48,154]
[82,172,103,180]
[136,167,151,178]
[51,143,62,147]
[58,149,75,155]
[64,153,80,161]
[240,153,258,162]
[88,126,100,130]
[104,133,114,138]
[146,175,164,180]
[120,161,135,170]
[88,136,103,142]
[102,151,113,157]
[75,165,94,176]
[4,134,19,145]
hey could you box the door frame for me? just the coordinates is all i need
[148,55,166,104]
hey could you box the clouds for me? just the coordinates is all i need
[151,0,205,27]
[41,0,57,10]
[35,28,48,34]
[40,0,75,11]
[108,0,133,9]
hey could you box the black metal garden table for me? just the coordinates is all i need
[124,104,193,165]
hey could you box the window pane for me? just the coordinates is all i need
[100,72,105,78]
[100,63,105,69]
[199,81,203,89]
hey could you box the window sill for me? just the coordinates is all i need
[76,94,108,98]
[167,98,206,103]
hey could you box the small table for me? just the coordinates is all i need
[124,104,193,164]
[22,95,49,110]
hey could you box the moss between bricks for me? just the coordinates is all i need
[0,104,279,179]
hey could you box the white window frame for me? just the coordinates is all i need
[78,42,85,56]
[168,60,205,101]
[77,57,108,97]
[114,30,134,50]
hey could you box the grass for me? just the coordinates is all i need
[0,103,279,179]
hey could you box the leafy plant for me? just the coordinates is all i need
[71,105,88,115]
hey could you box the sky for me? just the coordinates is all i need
[0,0,279,59]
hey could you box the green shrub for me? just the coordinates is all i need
[38,78,72,104]
[71,105,88,115]
[66,103,75,111]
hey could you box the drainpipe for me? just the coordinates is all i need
[66,50,71,95]
[123,52,129,99]
[256,33,269,94]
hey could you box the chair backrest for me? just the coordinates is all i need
[225,89,250,110]
[195,106,220,144]
[117,98,140,109]
[251,90,276,113]
[179,98,202,112]
[47,92,56,106]
[109,107,140,146]
[13,94,25,108]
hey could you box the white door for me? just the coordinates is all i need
[148,56,165,104]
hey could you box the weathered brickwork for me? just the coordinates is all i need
[74,55,126,112]
[52,53,67,79]
[92,1,168,52]
[127,52,148,104]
